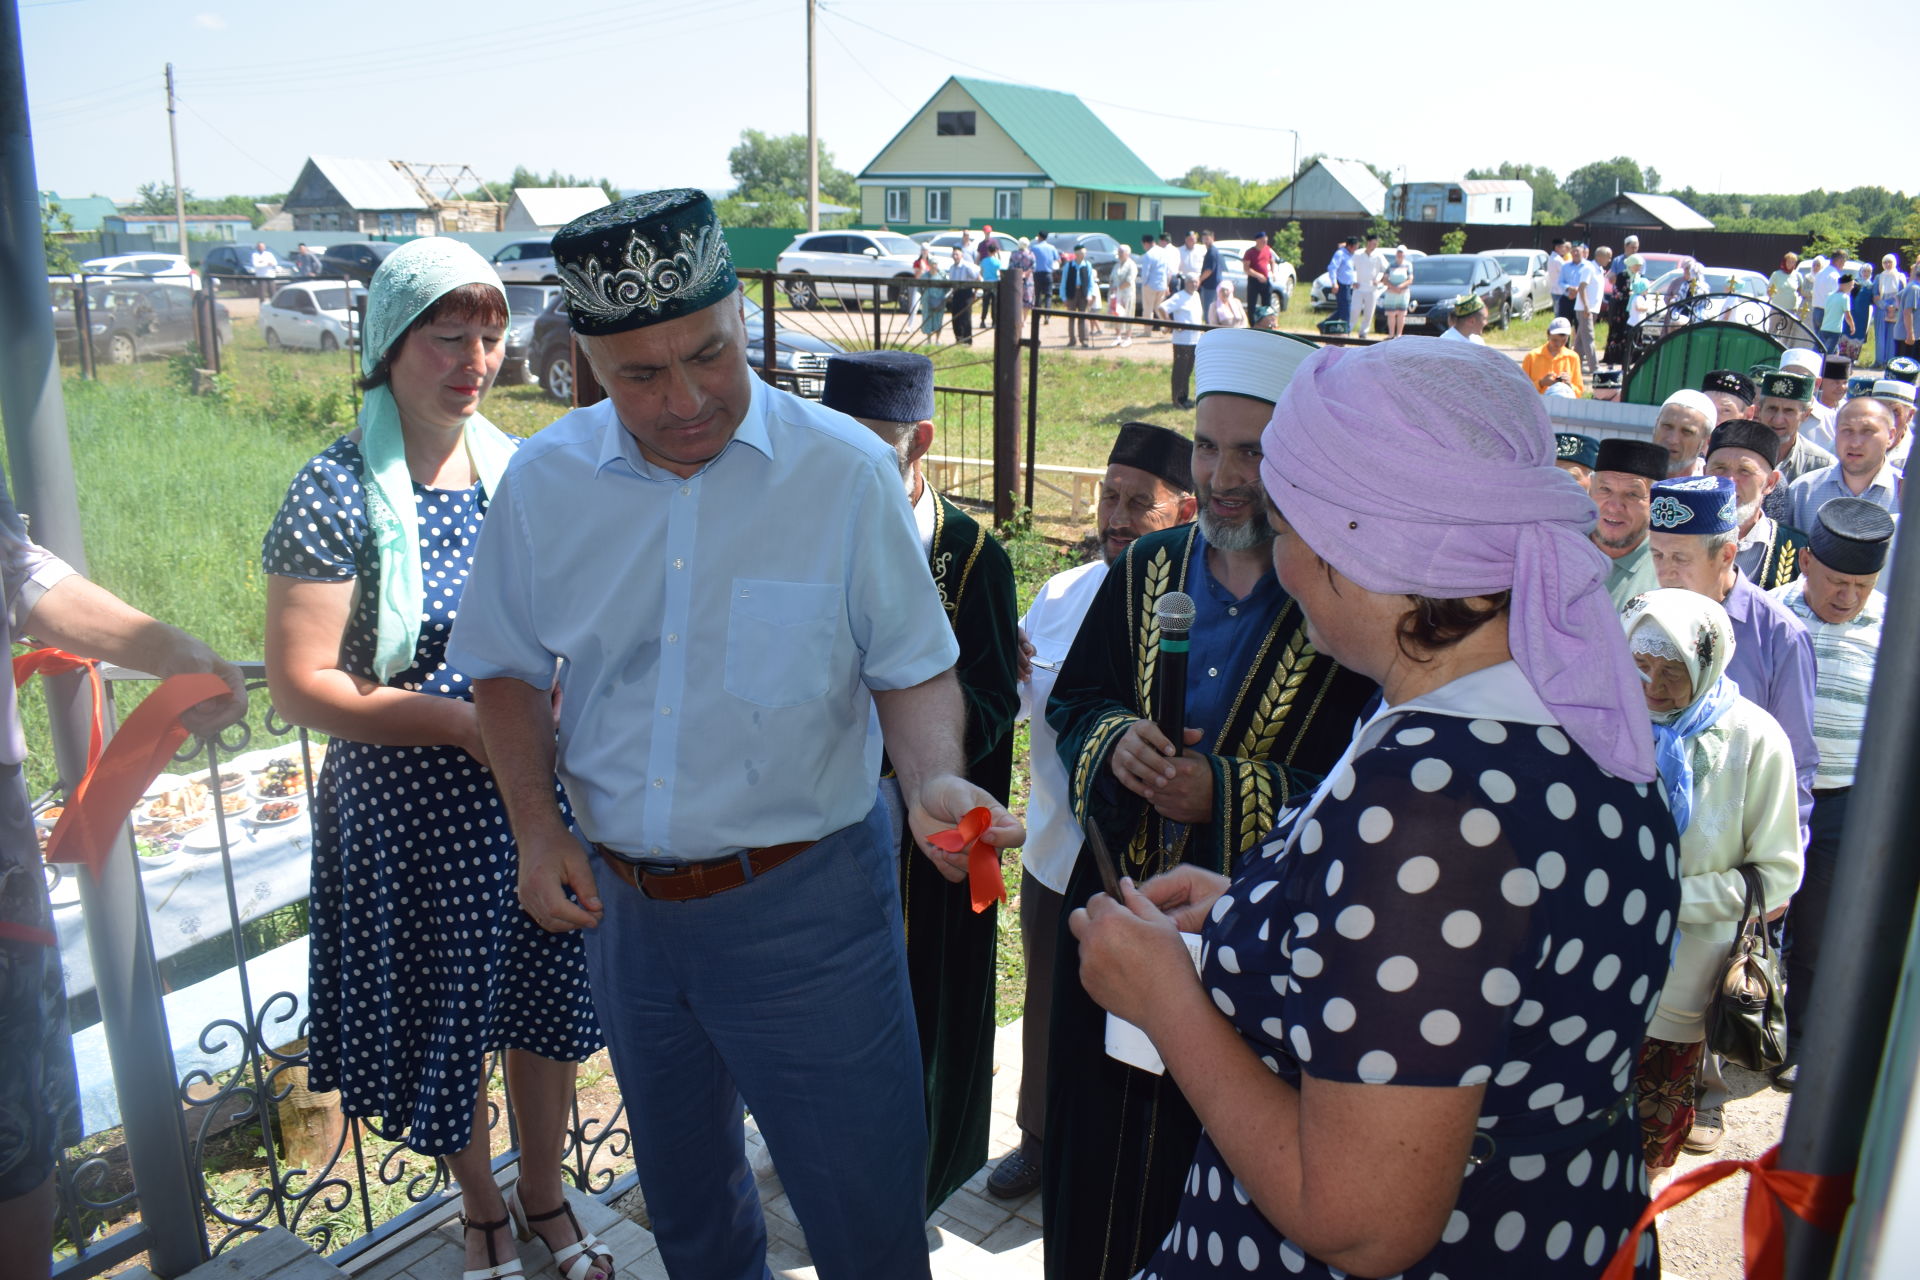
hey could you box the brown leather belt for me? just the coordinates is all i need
[593,840,815,901]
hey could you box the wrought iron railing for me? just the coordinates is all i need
[49,664,635,1277]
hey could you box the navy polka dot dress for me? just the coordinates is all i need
[263,438,601,1157]
[1145,712,1679,1279]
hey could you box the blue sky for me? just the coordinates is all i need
[20,0,1916,206]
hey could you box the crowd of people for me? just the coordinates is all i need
[3,188,1911,1280]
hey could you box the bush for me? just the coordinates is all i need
[1272,221,1304,274]
[1439,228,1468,255]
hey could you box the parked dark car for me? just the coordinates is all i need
[1055,231,1121,285]
[502,284,563,385]
[52,280,230,365]
[320,242,399,284]
[199,243,294,287]
[1395,254,1515,333]
[530,291,841,404]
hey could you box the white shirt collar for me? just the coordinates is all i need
[913,479,936,557]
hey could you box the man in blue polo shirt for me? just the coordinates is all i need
[1030,232,1060,319]
[1326,236,1357,326]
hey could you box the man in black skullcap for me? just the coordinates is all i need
[820,350,1020,1212]
[1705,420,1810,590]
[1769,497,1897,1088]
[1590,437,1670,609]
[1554,431,1601,491]
[452,189,1021,1279]
[1700,369,1757,425]
[990,421,1196,1202]
[1807,352,1851,448]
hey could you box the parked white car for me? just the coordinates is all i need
[776,230,923,309]
[258,280,365,352]
[1485,249,1553,321]
[490,238,559,283]
[1308,248,1427,309]
[82,253,198,289]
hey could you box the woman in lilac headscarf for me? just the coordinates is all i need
[1071,339,1680,1278]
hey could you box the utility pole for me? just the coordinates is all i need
[165,63,187,260]
[806,0,819,232]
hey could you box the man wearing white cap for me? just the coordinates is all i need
[1040,327,1377,1280]
[1521,316,1585,396]
[1653,389,1717,477]
[1870,379,1914,474]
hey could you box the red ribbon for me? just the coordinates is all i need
[42,672,231,882]
[13,647,104,772]
[1600,1144,1852,1280]
[927,806,1006,913]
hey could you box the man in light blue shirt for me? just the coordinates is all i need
[1789,397,1901,529]
[450,190,1021,1280]
[1326,236,1357,325]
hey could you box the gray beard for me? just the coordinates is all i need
[1197,506,1275,552]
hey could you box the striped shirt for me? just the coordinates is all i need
[1771,580,1884,789]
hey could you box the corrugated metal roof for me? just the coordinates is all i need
[1579,192,1715,231]
[894,77,1203,199]
[509,187,610,227]
[1264,159,1387,216]
[1458,179,1531,195]
[301,156,428,211]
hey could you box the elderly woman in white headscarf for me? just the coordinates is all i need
[1620,589,1801,1174]
[263,239,609,1280]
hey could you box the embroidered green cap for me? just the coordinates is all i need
[1758,369,1815,403]
[553,188,739,336]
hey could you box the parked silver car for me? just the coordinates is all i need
[1486,249,1552,322]
[776,230,923,309]
[258,280,365,352]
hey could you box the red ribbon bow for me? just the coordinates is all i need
[927,806,1006,913]
[13,647,105,771]
[1601,1144,1852,1280]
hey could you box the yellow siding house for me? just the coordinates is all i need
[857,77,1203,228]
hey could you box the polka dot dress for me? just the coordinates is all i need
[1145,713,1679,1278]
[263,438,601,1157]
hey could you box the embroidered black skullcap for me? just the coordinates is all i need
[1109,422,1193,493]
[1759,369,1815,403]
[1594,438,1669,482]
[1821,354,1852,382]
[553,188,738,336]
[1554,432,1600,469]
[1808,497,1896,575]
[1700,369,1755,405]
[1707,421,1779,469]
[1886,357,1919,386]
[822,351,935,423]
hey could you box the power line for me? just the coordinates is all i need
[816,11,908,109]
[173,96,286,185]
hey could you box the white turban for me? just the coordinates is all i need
[1194,328,1317,407]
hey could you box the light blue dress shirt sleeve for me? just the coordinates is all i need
[450,465,555,688]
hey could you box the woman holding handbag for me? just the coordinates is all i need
[1621,589,1802,1174]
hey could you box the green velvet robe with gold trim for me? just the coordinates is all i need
[1038,525,1377,1280]
[885,493,1020,1211]
[1738,519,1810,591]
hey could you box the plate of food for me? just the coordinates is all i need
[250,798,306,828]
[141,780,209,826]
[142,773,194,801]
[219,792,251,817]
[254,757,312,800]
[136,839,176,870]
[179,812,234,853]
[33,803,64,833]
[214,769,250,794]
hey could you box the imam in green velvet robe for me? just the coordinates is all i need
[1737,517,1810,591]
[885,492,1021,1211]
[1039,524,1377,1280]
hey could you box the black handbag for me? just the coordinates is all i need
[1705,863,1789,1071]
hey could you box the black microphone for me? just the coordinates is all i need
[1152,591,1195,752]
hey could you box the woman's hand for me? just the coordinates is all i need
[1138,864,1231,933]
[1070,877,1203,1031]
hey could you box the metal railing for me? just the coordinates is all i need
[49,665,635,1278]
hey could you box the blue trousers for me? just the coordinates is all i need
[584,798,932,1280]
[1876,317,1899,367]
[1333,282,1352,324]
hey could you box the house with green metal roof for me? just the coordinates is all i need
[856,77,1203,229]
[40,190,120,235]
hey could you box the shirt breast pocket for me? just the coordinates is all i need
[724,578,844,708]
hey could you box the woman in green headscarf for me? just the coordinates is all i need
[262,239,609,1280]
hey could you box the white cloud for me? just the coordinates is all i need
[193,13,226,30]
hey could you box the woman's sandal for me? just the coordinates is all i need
[460,1213,525,1280]
[507,1185,615,1280]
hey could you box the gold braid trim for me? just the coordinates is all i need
[1771,537,1799,591]
[1133,548,1172,713]
[1236,760,1278,856]
[1070,710,1136,824]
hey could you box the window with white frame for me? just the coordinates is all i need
[1074,191,1090,219]
[1149,199,1162,222]
[995,189,1021,219]
[926,189,951,223]
[885,188,910,222]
